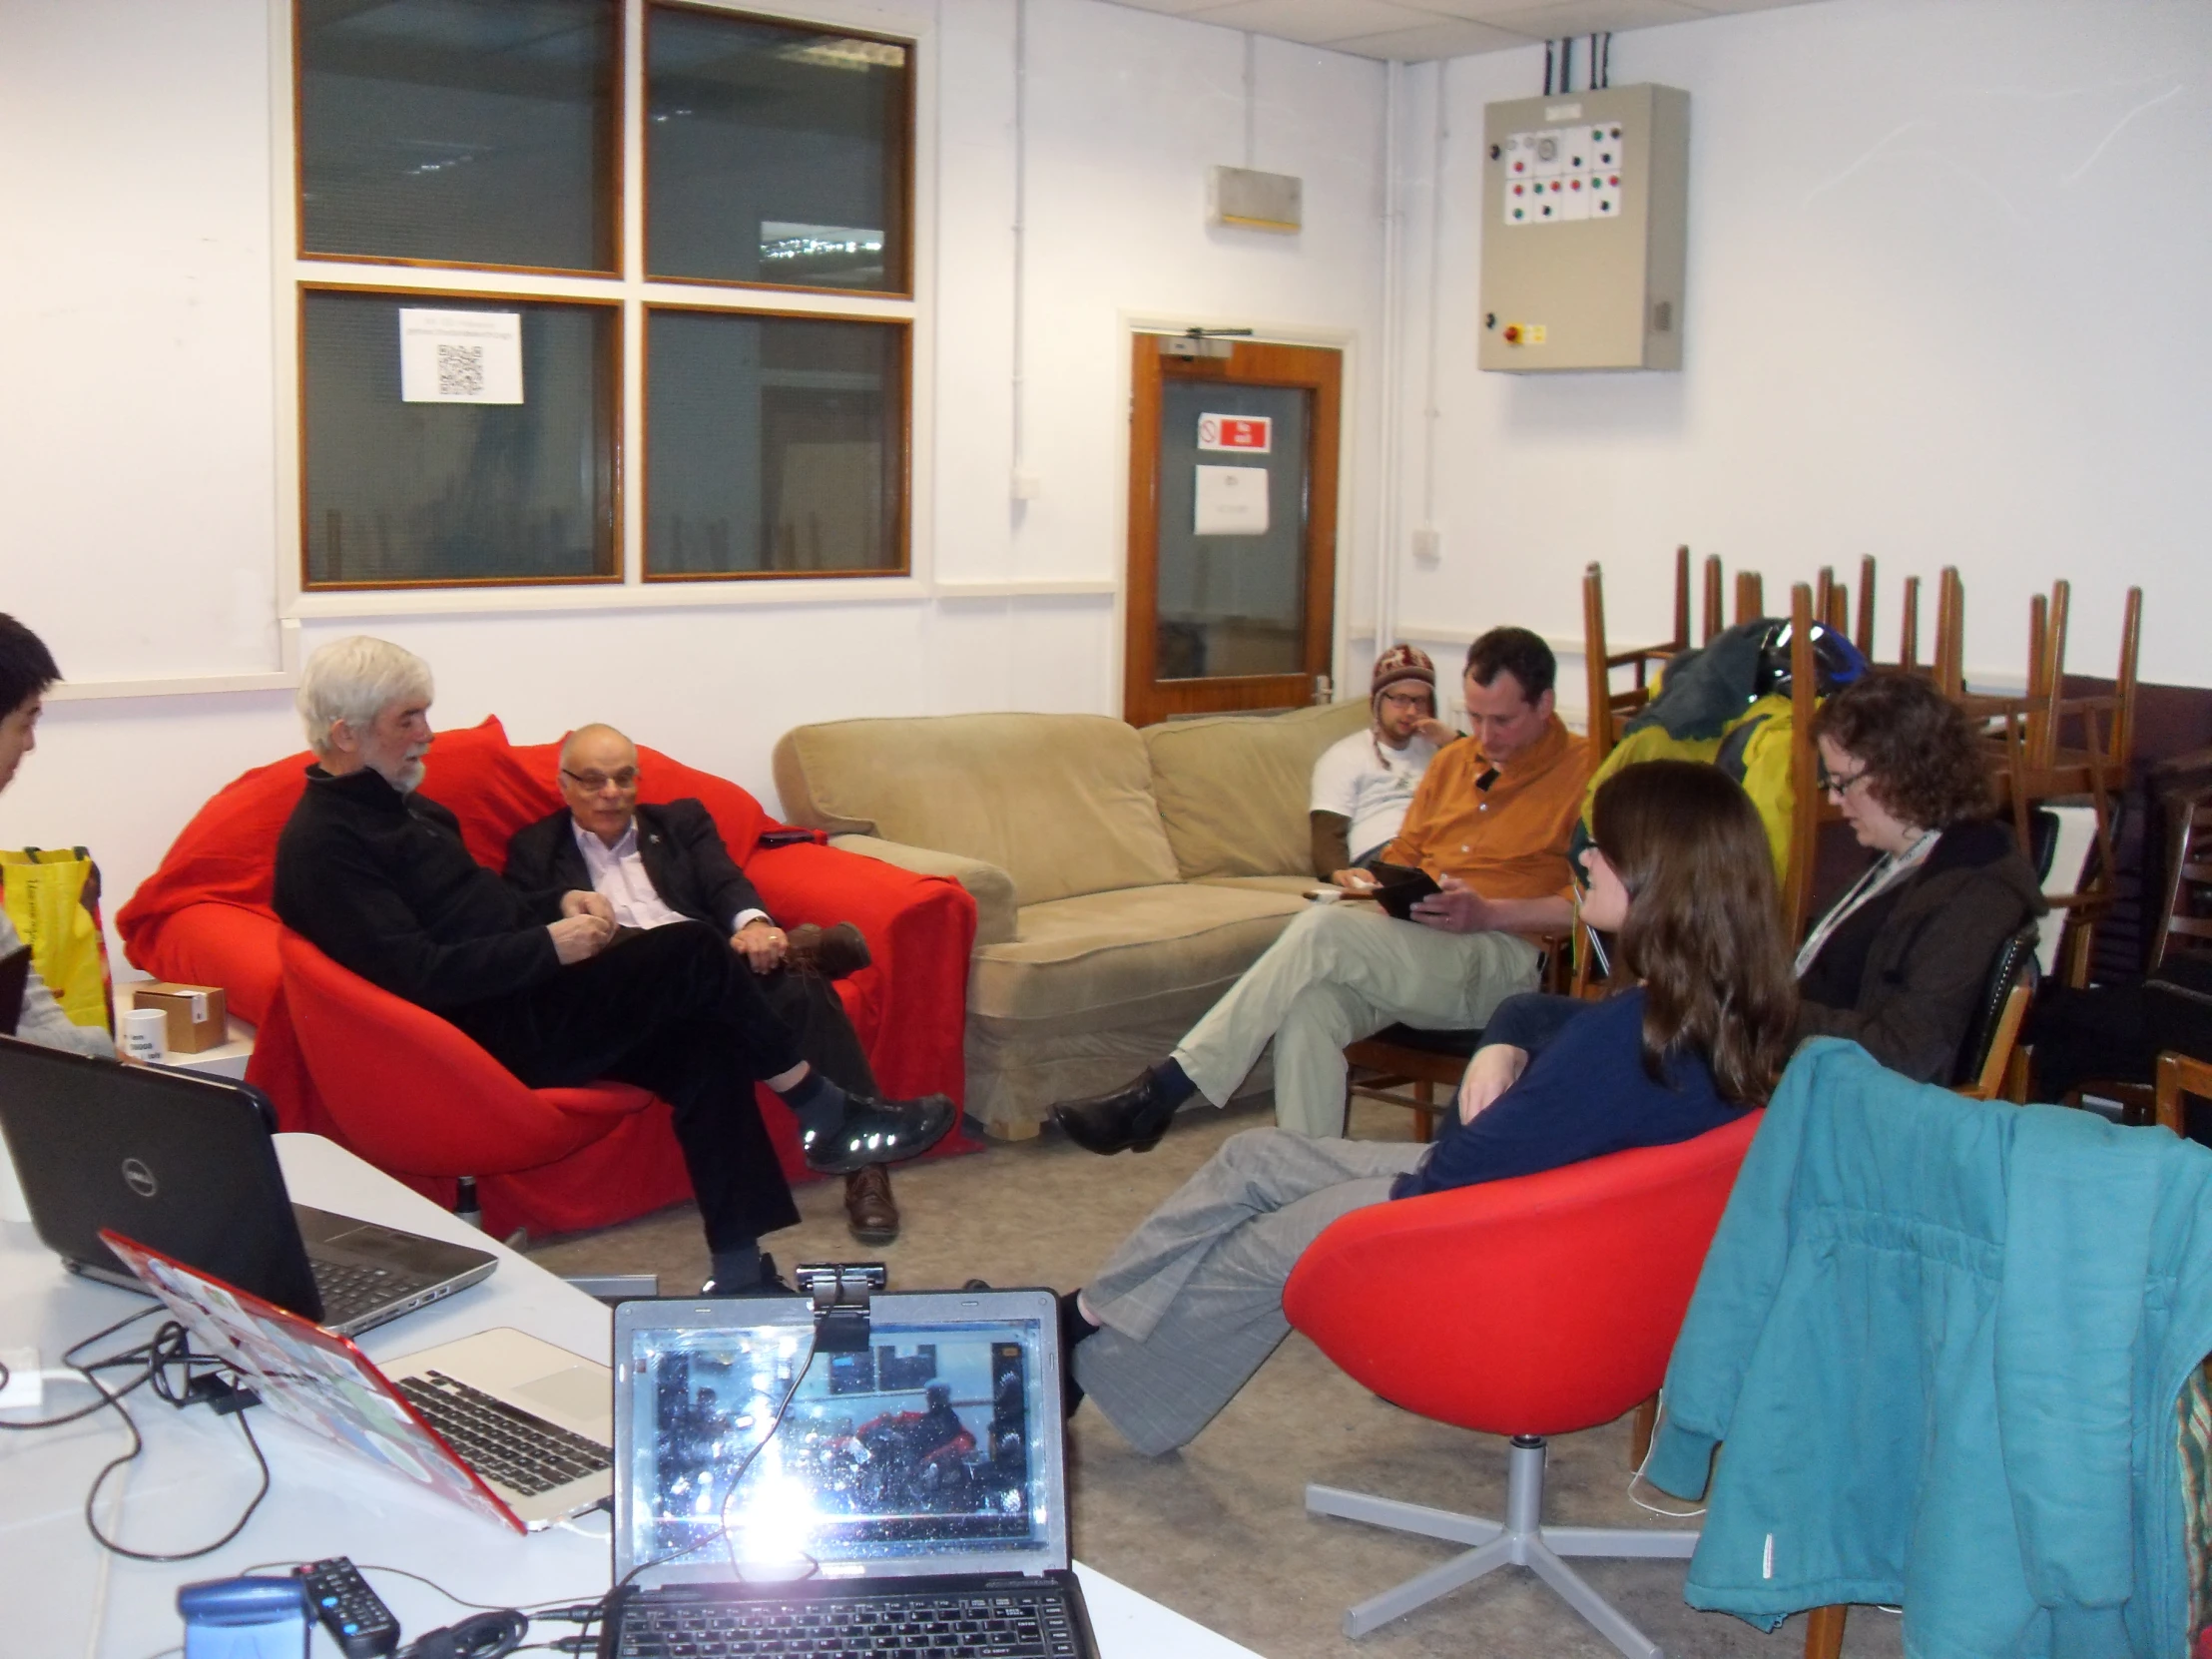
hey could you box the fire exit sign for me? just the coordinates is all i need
[1197,413,1272,453]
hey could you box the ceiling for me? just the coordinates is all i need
[1098,0,1825,63]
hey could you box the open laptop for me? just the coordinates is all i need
[100,1229,612,1533]
[599,1283,1096,1659]
[0,1034,495,1337]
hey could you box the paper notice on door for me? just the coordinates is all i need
[1195,465,1269,536]
[399,308,524,404]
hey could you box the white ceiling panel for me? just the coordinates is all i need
[1095,0,1831,60]
[1481,0,1710,36]
[1328,17,1530,56]
[1186,0,1447,44]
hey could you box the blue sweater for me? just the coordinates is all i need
[1391,989,1747,1200]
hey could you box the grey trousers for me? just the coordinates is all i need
[1074,1128,1427,1455]
[1172,902,1538,1137]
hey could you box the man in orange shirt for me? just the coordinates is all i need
[1053,628,1591,1147]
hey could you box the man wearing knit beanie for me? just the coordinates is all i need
[1308,644,1454,880]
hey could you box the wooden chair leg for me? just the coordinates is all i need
[1803,1603,1849,1659]
[1628,1392,1658,1468]
[1411,1078,1436,1144]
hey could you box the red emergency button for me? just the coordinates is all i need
[1502,324,1523,344]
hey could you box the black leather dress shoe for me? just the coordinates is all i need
[701,1252,798,1297]
[802,1092,957,1175]
[1049,1070,1185,1156]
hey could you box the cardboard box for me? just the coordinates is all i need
[131,982,229,1055]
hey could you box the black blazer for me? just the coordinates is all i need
[505,800,770,934]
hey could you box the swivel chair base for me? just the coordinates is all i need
[1308,1433,1699,1658]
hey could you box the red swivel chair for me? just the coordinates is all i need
[1283,1112,1761,1657]
[277,930,661,1207]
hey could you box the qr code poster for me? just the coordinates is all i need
[398,308,524,404]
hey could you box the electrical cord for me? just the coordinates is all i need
[398,1608,529,1659]
[0,1306,167,1430]
[564,1335,822,1654]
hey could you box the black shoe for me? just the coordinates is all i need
[801,1093,957,1176]
[701,1251,798,1297]
[1049,1069,1186,1156]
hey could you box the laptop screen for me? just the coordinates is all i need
[615,1291,1066,1588]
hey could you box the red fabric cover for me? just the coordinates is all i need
[116,718,522,1024]
[124,720,980,1239]
[1283,1112,1762,1440]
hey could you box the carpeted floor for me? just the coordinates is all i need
[526,1095,1904,1659]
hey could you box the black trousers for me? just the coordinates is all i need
[450,922,805,1247]
[761,968,877,1095]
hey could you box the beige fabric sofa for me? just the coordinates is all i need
[772,702,1371,1137]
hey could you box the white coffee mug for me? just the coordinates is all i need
[122,1006,168,1064]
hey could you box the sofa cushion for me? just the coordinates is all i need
[967,883,1307,1027]
[1143,702,1371,880]
[775,714,1180,907]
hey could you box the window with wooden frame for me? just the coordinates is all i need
[292,0,913,592]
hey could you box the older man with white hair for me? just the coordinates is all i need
[273,637,954,1293]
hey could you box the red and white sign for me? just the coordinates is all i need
[1197,413,1272,454]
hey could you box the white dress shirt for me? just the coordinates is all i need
[571,819,768,933]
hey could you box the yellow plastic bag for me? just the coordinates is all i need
[1,846,114,1034]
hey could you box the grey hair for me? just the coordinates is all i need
[295,636,433,760]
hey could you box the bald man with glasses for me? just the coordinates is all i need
[505,725,905,1245]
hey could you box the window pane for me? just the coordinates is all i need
[298,0,617,273]
[302,289,617,587]
[1155,380,1312,679]
[646,310,904,578]
[647,7,909,292]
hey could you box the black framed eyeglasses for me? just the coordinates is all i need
[1817,764,1871,798]
[561,767,638,791]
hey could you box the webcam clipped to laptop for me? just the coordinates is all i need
[0,1034,495,1337]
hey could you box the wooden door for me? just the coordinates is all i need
[1124,334,1341,727]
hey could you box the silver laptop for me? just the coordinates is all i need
[600,1278,1096,1659]
[102,1228,612,1532]
[0,1034,495,1337]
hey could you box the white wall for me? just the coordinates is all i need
[1377,0,2212,725]
[0,0,1386,968]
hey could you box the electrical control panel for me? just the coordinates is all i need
[1478,84,1689,373]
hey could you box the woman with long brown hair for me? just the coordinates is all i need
[1058,760,1797,1456]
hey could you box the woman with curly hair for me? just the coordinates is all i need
[1793,669,2045,1083]
[1060,760,1797,1456]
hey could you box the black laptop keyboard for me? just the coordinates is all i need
[394,1371,612,1495]
[308,1258,418,1327]
[614,1590,1082,1659]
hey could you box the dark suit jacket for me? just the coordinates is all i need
[505,800,770,934]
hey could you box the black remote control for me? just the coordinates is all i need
[295,1557,400,1659]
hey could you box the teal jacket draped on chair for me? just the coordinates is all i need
[1650,1038,2212,1657]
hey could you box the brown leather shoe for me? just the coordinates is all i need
[843,1164,899,1246]
[789,921,872,981]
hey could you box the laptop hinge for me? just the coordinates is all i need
[794,1262,886,1353]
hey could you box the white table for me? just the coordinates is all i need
[0,1134,1260,1659]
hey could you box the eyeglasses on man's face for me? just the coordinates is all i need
[562,767,639,793]
[1379,691,1429,712]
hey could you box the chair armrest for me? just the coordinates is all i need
[2154,1050,2212,1136]
[828,834,1017,947]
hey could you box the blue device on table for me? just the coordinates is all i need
[178,1576,310,1659]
